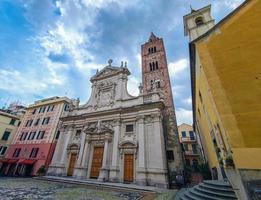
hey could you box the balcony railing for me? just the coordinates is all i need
[184,150,199,155]
[181,137,196,142]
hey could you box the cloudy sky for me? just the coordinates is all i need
[0,0,244,125]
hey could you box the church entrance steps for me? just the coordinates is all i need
[175,180,238,200]
[35,175,171,193]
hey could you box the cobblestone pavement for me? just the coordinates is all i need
[0,178,163,200]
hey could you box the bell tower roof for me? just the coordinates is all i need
[148,32,158,42]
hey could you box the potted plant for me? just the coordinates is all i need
[225,155,235,168]
[36,165,46,176]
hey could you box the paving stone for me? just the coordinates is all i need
[0,177,151,200]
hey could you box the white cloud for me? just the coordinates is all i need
[136,53,141,68]
[168,58,189,77]
[127,76,140,96]
[172,85,185,97]
[213,0,244,13]
[182,97,192,105]
[175,108,193,126]
[0,69,48,94]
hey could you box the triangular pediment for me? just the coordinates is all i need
[90,65,130,82]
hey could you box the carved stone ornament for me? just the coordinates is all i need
[83,120,113,135]
[95,81,116,108]
[119,140,138,159]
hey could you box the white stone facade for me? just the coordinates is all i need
[47,62,169,188]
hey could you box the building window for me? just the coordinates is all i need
[25,120,33,127]
[126,124,134,133]
[32,109,37,114]
[192,144,197,154]
[195,17,204,27]
[167,150,174,160]
[189,131,195,140]
[199,91,203,102]
[155,61,158,70]
[9,118,16,125]
[154,46,156,53]
[149,63,152,71]
[36,131,45,140]
[185,159,190,166]
[64,104,70,111]
[183,144,189,151]
[155,80,160,88]
[42,117,50,125]
[152,62,155,70]
[47,105,55,112]
[13,148,21,158]
[55,131,60,140]
[1,131,11,141]
[20,132,28,141]
[76,130,81,137]
[39,106,46,113]
[198,108,201,117]
[30,148,39,158]
[34,118,40,126]
[181,131,186,138]
[0,146,7,155]
[28,132,36,140]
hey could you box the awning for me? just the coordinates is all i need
[6,159,18,164]
[0,158,8,163]
[19,159,36,165]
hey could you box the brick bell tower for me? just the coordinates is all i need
[141,32,183,174]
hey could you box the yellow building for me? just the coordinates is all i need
[177,123,203,168]
[0,111,21,159]
[184,1,261,199]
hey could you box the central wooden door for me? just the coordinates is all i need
[90,147,104,179]
[124,154,134,182]
[67,153,77,176]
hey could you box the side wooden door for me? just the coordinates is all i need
[124,154,134,182]
[90,147,104,179]
[67,153,77,176]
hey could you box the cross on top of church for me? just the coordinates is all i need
[108,59,113,66]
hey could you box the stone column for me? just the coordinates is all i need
[98,134,110,182]
[60,126,73,165]
[50,129,65,165]
[109,119,120,182]
[76,133,86,166]
[136,115,147,186]
[152,114,168,188]
[73,132,87,178]
[81,135,91,168]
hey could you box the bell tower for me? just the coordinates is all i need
[183,5,215,41]
[141,32,183,173]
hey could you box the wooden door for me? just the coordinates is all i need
[124,154,134,182]
[67,153,77,176]
[90,147,104,179]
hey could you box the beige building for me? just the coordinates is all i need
[48,61,170,188]
[0,111,21,159]
[184,1,261,199]
[178,123,203,168]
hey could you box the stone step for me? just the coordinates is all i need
[189,188,228,200]
[199,183,235,193]
[203,180,232,189]
[194,185,237,199]
[184,191,202,200]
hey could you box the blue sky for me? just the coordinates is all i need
[0,0,244,125]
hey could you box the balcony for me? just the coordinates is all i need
[181,136,196,143]
[184,150,199,156]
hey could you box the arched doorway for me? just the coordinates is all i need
[67,144,79,176]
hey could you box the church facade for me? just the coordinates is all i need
[47,34,182,188]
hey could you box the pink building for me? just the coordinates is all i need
[0,96,76,176]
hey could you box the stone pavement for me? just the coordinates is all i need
[39,176,168,193]
[0,177,177,200]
